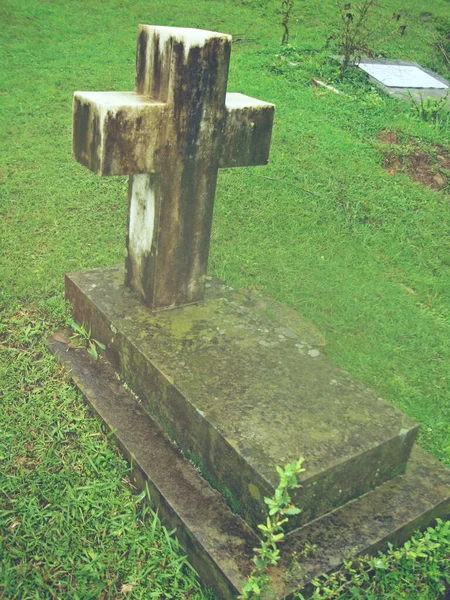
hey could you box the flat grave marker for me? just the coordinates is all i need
[359,62,449,88]
[356,58,450,104]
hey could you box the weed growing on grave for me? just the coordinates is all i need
[296,518,450,599]
[410,93,450,124]
[69,319,106,360]
[239,457,305,599]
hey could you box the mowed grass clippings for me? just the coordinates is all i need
[1,0,450,597]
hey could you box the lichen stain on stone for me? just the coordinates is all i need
[135,28,148,94]
[103,109,140,176]
[73,98,101,173]
[134,34,231,310]
[151,34,162,99]
[248,483,261,500]
[164,308,208,340]
[137,29,171,102]
[250,106,274,164]
[73,98,90,159]
[219,103,274,168]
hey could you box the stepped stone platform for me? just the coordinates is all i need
[49,321,450,599]
[65,266,419,532]
[49,265,450,597]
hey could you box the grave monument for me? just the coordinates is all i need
[50,25,450,598]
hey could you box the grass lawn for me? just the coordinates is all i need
[1,0,450,598]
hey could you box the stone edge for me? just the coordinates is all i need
[48,333,450,599]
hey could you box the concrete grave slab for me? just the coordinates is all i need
[356,58,450,105]
[359,63,449,89]
[65,266,419,533]
[48,333,450,600]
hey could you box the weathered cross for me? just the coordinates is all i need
[73,25,274,310]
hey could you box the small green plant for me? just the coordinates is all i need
[411,93,450,123]
[69,319,106,360]
[304,519,450,599]
[330,1,407,79]
[239,457,305,599]
[432,18,450,72]
[280,0,295,45]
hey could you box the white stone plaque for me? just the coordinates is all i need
[358,63,449,89]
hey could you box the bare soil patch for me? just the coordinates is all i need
[379,130,450,192]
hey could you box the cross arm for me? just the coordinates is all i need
[73,91,166,176]
[219,93,275,169]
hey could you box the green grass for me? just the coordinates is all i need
[1,0,450,597]
[0,308,212,599]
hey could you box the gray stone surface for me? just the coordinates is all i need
[357,58,450,105]
[359,62,448,88]
[72,26,274,311]
[49,335,450,600]
[66,265,418,532]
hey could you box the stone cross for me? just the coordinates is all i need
[73,26,274,310]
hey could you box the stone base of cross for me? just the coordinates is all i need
[72,25,274,311]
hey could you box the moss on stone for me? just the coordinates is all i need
[66,266,419,532]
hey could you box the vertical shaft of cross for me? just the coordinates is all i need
[125,27,231,310]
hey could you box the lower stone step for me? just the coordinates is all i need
[65,266,419,532]
[49,335,450,599]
